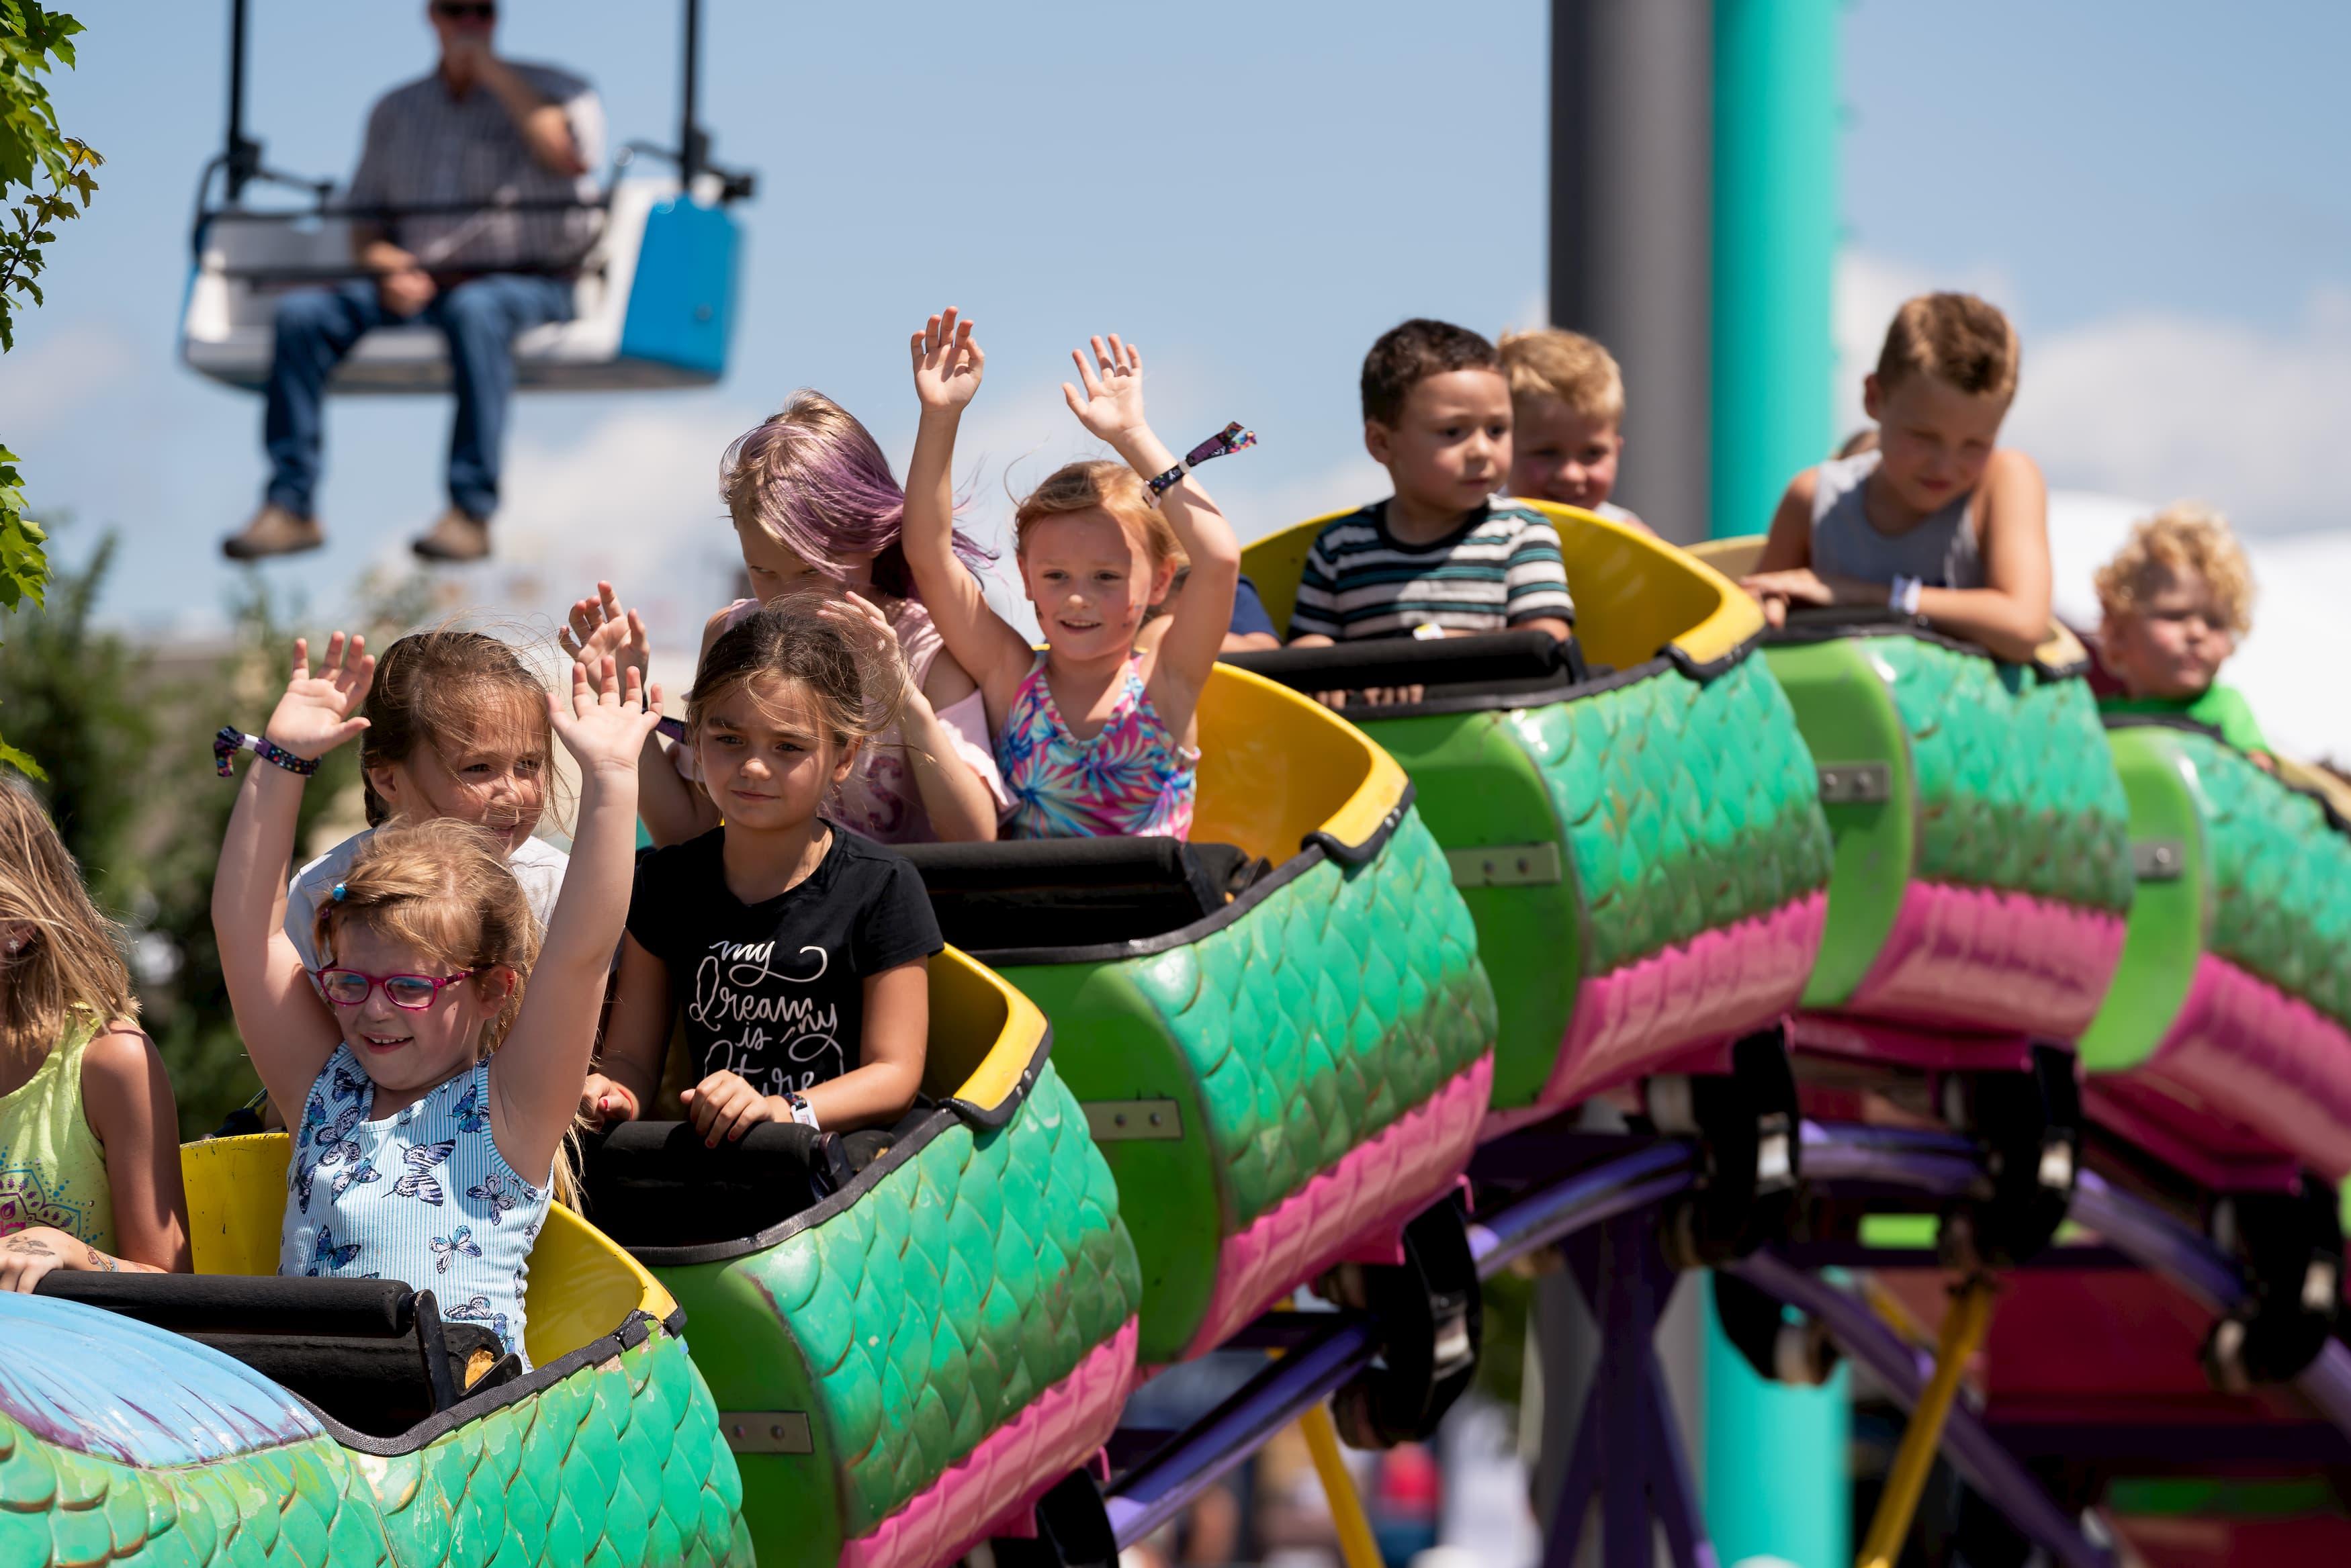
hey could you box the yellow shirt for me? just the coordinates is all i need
[0,1013,113,1249]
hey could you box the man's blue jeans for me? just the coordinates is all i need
[262,273,574,522]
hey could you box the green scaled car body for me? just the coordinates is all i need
[1234,503,1832,1122]
[2079,720,2351,1189]
[585,951,1142,1568]
[901,665,1497,1367]
[5,1135,749,1568]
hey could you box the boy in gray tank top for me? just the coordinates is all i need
[1741,293,2054,664]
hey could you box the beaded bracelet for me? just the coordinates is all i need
[1146,421,1258,500]
[214,726,320,779]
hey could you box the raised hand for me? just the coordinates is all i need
[910,307,985,412]
[819,592,924,715]
[1062,334,1149,446]
[263,633,376,759]
[556,581,651,686]
[549,655,664,778]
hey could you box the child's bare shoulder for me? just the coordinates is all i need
[1783,465,1824,507]
[700,602,744,653]
[78,1021,173,1110]
[1982,447,2045,486]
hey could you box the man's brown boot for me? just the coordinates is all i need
[411,507,492,563]
[220,503,325,561]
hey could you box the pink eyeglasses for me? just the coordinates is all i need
[312,968,482,1010]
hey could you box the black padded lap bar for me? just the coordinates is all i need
[1776,606,1920,632]
[39,1271,415,1338]
[2100,712,2227,741]
[584,1121,831,1249]
[893,838,1264,953]
[37,1275,490,1436]
[191,1326,506,1440]
[1763,606,2084,679]
[1224,629,1581,701]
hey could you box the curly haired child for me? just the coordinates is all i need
[2094,502,2272,764]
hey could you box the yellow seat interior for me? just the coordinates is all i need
[1191,661,1409,862]
[2278,756,2351,823]
[181,1134,673,1370]
[924,946,1050,1115]
[177,950,1043,1370]
[1243,500,1759,672]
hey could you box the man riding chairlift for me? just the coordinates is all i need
[222,0,602,564]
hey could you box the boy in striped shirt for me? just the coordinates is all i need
[1288,319,1574,647]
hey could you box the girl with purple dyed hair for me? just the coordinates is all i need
[563,389,1008,845]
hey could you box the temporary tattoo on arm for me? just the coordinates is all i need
[86,1244,117,1273]
[3,1235,56,1257]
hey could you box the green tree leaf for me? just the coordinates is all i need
[0,4,95,766]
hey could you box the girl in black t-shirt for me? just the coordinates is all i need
[584,602,942,1145]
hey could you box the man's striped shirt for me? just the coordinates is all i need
[1286,499,1574,641]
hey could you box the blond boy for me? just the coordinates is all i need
[1743,293,2051,663]
[2095,504,2271,762]
[1499,328,1650,535]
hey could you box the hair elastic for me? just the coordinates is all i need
[330,882,347,902]
[215,727,320,779]
[1146,422,1257,500]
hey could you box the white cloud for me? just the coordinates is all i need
[1836,249,2351,536]
[0,324,139,439]
[1840,255,2351,761]
[2222,529,2351,764]
[362,403,762,673]
[2010,292,2351,535]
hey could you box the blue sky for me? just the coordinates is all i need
[9,0,2348,678]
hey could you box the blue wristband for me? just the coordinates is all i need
[214,727,320,778]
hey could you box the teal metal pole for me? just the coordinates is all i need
[1709,0,1838,542]
[1703,1285,1850,1567]
[1705,0,1848,1562]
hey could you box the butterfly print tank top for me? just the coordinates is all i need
[280,1046,552,1367]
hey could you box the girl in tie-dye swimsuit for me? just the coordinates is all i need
[899,307,1251,841]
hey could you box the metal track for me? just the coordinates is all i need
[1102,1121,2351,1551]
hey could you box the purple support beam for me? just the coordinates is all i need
[1106,1320,1376,1548]
[1732,1251,2115,1568]
[1468,1140,1697,1278]
[1107,1122,2351,1558]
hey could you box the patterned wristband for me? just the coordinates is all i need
[214,726,320,779]
[1147,421,1258,500]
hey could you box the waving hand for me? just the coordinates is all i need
[910,306,985,412]
[1062,334,1149,447]
[263,633,376,759]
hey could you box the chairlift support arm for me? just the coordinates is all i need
[213,0,753,208]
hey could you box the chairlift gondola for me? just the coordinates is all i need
[179,0,753,394]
